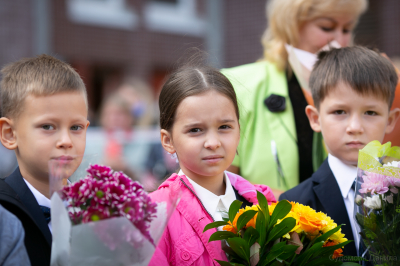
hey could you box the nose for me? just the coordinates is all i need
[333,29,349,47]
[56,129,73,149]
[346,114,363,135]
[204,131,221,150]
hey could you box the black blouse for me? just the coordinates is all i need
[287,73,314,183]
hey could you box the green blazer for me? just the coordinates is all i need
[222,61,326,190]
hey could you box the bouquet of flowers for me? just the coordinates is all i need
[354,141,400,265]
[49,163,179,266]
[204,192,360,266]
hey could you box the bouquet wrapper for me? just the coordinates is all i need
[354,141,400,265]
[49,159,180,266]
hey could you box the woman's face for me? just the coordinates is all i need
[297,15,356,54]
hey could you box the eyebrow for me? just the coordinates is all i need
[183,119,236,128]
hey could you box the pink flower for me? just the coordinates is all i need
[387,176,400,194]
[359,172,390,195]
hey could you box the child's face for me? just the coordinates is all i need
[161,90,240,183]
[306,83,399,165]
[11,92,89,182]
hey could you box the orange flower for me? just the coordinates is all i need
[223,206,259,233]
[291,203,328,235]
[323,241,344,259]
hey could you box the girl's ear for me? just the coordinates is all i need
[0,117,18,150]
[305,105,321,132]
[160,129,176,154]
[385,107,400,134]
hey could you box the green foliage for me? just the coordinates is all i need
[206,192,359,266]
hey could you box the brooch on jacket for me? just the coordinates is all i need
[264,94,286,112]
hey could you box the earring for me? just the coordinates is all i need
[170,152,179,163]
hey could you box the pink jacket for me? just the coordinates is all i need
[149,172,276,266]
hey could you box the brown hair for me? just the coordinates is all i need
[261,0,367,70]
[159,65,239,131]
[310,46,398,109]
[1,54,87,118]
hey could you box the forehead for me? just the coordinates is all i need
[174,91,237,122]
[20,91,88,117]
[320,83,389,107]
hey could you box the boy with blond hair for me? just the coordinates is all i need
[0,54,89,266]
[279,46,400,257]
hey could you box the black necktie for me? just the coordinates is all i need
[39,205,51,223]
[351,179,356,191]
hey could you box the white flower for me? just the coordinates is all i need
[364,195,382,210]
[383,161,400,168]
[355,195,364,206]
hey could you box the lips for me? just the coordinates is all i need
[202,155,223,164]
[52,155,74,161]
[346,141,365,149]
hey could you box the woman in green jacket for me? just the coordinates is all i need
[223,0,367,198]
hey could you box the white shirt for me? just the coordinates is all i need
[328,154,359,253]
[23,179,52,233]
[179,170,237,230]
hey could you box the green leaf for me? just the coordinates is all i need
[313,240,353,258]
[259,241,298,266]
[243,227,260,247]
[269,200,292,230]
[266,217,296,243]
[304,256,342,266]
[256,210,266,247]
[209,231,237,242]
[257,191,271,227]
[295,241,324,266]
[203,221,229,232]
[227,237,250,263]
[215,260,246,266]
[313,224,343,243]
[237,210,257,230]
[229,200,243,224]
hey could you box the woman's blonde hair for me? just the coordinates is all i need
[261,0,368,70]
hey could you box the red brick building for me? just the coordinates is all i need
[0,0,399,115]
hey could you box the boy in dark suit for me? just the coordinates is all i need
[0,55,90,266]
[279,47,400,257]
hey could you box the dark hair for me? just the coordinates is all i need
[159,65,239,131]
[1,54,87,118]
[310,46,398,109]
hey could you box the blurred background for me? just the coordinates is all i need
[1,0,400,190]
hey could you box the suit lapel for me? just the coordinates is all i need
[5,167,52,245]
[312,160,357,256]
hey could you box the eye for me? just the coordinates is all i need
[219,125,232,130]
[333,110,345,115]
[189,128,201,133]
[71,125,83,131]
[321,27,333,32]
[343,28,351,34]
[42,124,54,130]
[365,111,377,116]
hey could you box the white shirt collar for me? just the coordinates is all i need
[328,154,357,199]
[178,170,236,221]
[23,179,51,209]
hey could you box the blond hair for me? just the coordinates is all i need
[1,54,87,118]
[261,0,368,70]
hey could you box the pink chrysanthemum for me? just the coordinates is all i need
[359,172,390,195]
[61,164,157,242]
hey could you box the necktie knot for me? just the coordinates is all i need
[39,205,51,223]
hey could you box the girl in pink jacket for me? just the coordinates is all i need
[149,63,276,266]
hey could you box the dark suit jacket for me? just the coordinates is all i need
[0,167,51,266]
[279,159,358,257]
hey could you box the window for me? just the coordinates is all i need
[144,0,206,36]
[67,0,138,30]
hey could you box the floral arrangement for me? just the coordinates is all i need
[204,192,360,266]
[61,164,157,243]
[355,141,400,265]
[49,163,179,266]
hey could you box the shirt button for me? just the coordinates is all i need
[181,251,191,261]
